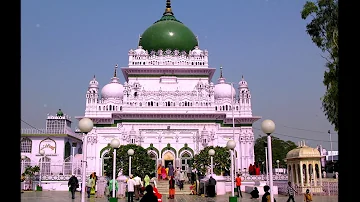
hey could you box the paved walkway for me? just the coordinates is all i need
[21,191,338,202]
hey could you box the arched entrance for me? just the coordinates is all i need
[148,150,158,175]
[102,151,111,175]
[180,151,192,171]
[162,151,175,168]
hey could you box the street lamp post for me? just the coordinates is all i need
[72,143,77,175]
[127,149,134,176]
[39,150,45,187]
[276,160,280,174]
[262,162,265,174]
[261,119,276,202]
[208,149,215,175]
[227,140,237,202]
[78,118,94,202]
[110,139,120,201]
[264,142,269,184]
[21,155,26,174]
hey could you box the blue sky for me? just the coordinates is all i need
[21,0,338,150]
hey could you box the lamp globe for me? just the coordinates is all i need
[78,118,94,133]
[21,155,27,160]
[127,149,134,156]
[261,119,275,135]
[110,139,120,148]
[208,149,215,156]
[226,140,236,150]
[39,150,45,155]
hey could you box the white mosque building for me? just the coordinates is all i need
[76,0,261,177]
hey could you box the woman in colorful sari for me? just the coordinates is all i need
[144,175,150,187]
[161,166,166,180]
[168,176,175,199]
[157,165,162,180]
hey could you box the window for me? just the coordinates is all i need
[39,156,51,175]
[21,138,32,153]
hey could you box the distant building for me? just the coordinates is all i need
[21,109,83,175]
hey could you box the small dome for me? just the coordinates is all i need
[286,142,321,159]
[139,1,198,52]
[56,109,64,117]
[101,77,124,99]
[190,46,203,56]
[89,75,99,88]
[238,76,248,88]
[214,78,236,99]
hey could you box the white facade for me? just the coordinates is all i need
[77,47,261,176]
[21,113,83,175]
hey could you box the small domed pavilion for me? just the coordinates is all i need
[285,141,323,193]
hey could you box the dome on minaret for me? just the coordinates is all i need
[101,64,124,99]
[214,67,236,99]
[89,75,99,88]
[238,75,248,88]
[139,0,198,52]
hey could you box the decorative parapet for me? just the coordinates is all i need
[128,47,209,68]
[47,114,71,120]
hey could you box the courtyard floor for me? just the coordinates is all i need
[21,191,338,202]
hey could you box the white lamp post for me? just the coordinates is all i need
[227,140,236,202]
[264,142,269,184]
[110,139,120,199]
[208,149,215,175]
[261,119,276,202]
[127,149,134,176]
[39,149,45,187]
[276,160,280,174]
[262,161,265,174]
[78,117,94,202]
[21,155,26,174]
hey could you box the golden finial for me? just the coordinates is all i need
[220,66,223,78]
[163,0,174,16]
[114,64,118,77]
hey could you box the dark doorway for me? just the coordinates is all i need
[165,160,173,168]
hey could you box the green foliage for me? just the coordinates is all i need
[23,165,40,190]
[254,136,297,167]
[301,0,338,131]
[104,144,156,179]
[192,146,230,176]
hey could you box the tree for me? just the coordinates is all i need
[301,0,339,131]
[104,144,155,179]
[254,136,297,168]
[192,146,230,176]
[23,165,40,190]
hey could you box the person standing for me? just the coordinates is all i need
[168,176,175,199]
[235,174,243,198]
[133,175,142,200]
[109,176,119,199]
[286,181,297,202]
[157,165,162,180]
[68,175,79,199]
[304,189,312,202]
[207,176,216,197]
[167,163,174,178]
[140,185,158,202]
[127,175,136,202]
[86,175,95,198]
[144,175,150,188]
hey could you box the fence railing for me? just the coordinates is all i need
[274,181,338,196]
[224,174,288,181]
[21,161,83,176]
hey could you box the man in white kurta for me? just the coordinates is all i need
[127,175,136,202]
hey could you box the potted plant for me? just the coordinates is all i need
[23,165,40,191]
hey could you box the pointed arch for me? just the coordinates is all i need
[39,137,57,154]
[146,143,159,157]
[64,141,71,159]
[100,144,111,157]
[178,143,194,157]
[160,143,177,158]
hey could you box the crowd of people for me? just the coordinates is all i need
[248,162,261,175]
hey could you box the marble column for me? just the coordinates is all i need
[299,163,304,187]
[305,163,310,186]
[295,164,299,185]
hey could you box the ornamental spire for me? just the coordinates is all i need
[220,66,223,78]
[163,0,174,16]
[113,64,118,77]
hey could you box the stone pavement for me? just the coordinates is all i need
[21,191,338,202]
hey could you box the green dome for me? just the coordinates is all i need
[139,3,198,52]
[56,109,63,117]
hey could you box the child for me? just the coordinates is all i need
[304,189,312,202]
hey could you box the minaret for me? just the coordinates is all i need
[86,75,99,112]
[238,75,252,115]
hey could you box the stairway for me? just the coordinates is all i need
[155,179,191,195]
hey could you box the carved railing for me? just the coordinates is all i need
[274,181,338,196]
[224,174,288,181]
